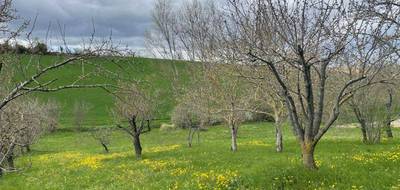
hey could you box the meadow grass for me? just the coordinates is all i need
[17,55,189,125]
[1,123,400,189]
[3,55,400,189]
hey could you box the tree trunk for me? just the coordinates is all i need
[26,145,31,153]
[101,143,109,153]
[188,127,193,148]
[385,89,394,138]
[7,144,15,169]
[230,126,238,152]
[133,134,142,159]
[352,104,369,143]
[386,125,393,138]
[301,142,317,170]
[275,125,283,152]
[7,154,14,169]
[360,121,368,143]
[147,120,151,132]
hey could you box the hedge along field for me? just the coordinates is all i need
[17,55,189,126]
[1,123,400,189]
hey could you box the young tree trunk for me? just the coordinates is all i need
[385,89,394,138]
[101,143,109,153]
[132,134,142,159]
[188,127,194,148]
[230,126,238,152]
[197,127,200,144]
[146,120,151,132]
[275,125,283,152]
[301,142,317,170]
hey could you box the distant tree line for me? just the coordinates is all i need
[0,42,48,55]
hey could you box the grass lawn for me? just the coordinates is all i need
[1,123,400,189]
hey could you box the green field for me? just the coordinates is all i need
[19,55,188,125]
[1,123,400,189]
[2,56,400,189]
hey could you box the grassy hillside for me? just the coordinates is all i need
[18,55,188,126]
[1,123,400,189]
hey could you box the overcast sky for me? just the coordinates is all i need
[12,0,158,56]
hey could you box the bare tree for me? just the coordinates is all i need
[73,101,91,131]
[349,85,397,144]
[220,0,399,169]
[43,100,61,133]
[252,79,287,152]
[349,83,400,143]
[205,66,251,152]
[171,95,201,148]
[0,98,47,175]
[114,83,154,159]
[91,127,112,153]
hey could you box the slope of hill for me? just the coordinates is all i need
[18,55,189,127]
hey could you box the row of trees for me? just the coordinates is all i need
[146,0,400,169]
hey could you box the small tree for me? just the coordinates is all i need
[0,98,46,175]
[91,127,112,153]
[114,83,154,159]
[252,82,287,152]
[349,84,399,144]
[73,101,91,131]
[172,89,214,147]
[206,66,251,152]
[43,100,61,133]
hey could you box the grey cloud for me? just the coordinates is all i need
[12,0,156,54]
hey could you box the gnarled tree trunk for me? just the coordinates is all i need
[301,141,317,169]
[133,134,142,159]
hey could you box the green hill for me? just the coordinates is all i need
[18,55,189,127]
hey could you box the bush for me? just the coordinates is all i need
[15,44,28,54]
[31,42,48,55]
